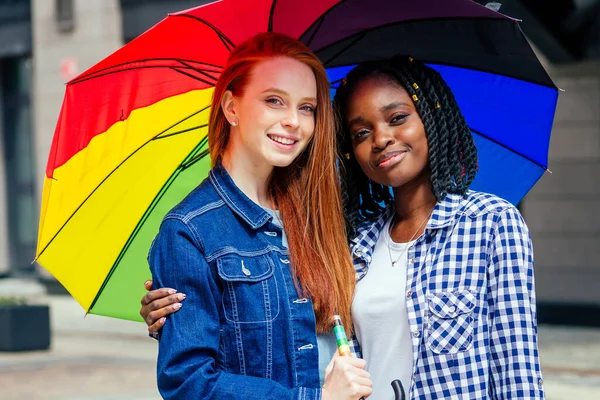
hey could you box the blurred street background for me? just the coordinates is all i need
[1,0,600,399]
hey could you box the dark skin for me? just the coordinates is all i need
[347,75,437,242]
[141,75,437,331]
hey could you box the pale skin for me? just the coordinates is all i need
[144,56,372,400]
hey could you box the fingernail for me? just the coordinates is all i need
[178,293,186,301]
[160,317,166,323]
[144,280,151,286]
[173,303,182,310]
[168,289,177,294]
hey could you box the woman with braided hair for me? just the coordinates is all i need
[141,56,544,399]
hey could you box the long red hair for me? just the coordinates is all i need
[208,32,355,334]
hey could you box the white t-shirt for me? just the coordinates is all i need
[352,217,414,399]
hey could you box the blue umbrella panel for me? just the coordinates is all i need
[327,64,558,205]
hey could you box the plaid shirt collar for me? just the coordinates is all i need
[349,193,472,281]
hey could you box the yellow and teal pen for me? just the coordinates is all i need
[332,314,351,357]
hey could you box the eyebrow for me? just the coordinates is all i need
[348,116,365,127]
[261,88,317,103]
[380,101,410,113]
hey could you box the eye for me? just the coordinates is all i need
[265,97,283,106]
[300,104,316,114]
[351,129,369,140]
[391,114,409,124]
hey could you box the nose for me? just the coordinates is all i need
[281,108,300,130]
[372,126,395,151]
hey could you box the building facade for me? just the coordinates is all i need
[0,0,599,323]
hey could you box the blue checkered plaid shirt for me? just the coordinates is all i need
[347,191,545,399]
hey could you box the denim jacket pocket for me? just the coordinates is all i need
[427,290,476,355]
[217,253,280,324]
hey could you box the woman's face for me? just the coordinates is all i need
[224,57,317,170]
[345,75,430,189]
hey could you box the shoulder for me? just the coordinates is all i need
[458,191,519,219]
[164,178,226,224]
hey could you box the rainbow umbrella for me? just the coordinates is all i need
[37,0,557,321]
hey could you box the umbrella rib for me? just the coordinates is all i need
[175,14,235,52]
[177,60,221,81]
[170,67,217,86]
[70,58,223,84]
[87,136,210,314]
[36,105,211,261]
[268,0,278,32]
[322,33,366,67]
[298,0,348,45]
[305,14,326,48]
[327,58,558,92]
[470,127,547,170]
[154,124,208,141]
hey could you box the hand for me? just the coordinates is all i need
[140,280,186,333]
[322,353,372,399]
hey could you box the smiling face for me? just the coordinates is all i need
[345,74,430,190]
[223,56,317,172]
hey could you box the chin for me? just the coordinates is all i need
[267,155,298,168]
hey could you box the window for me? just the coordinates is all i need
[56,0,75,33]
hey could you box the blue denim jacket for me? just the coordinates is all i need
[149,164,322,399]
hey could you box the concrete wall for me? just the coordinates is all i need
[522,60,600,305]
[31,0,123,278]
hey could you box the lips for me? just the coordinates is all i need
[376,151,407,168]
[268,134,298,146]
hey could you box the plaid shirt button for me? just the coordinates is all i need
[406,290,413,298]
[538,378,543,386]
[413,330,420,338]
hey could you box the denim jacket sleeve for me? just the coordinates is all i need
[149,217,321,400]
[487,207,545,399]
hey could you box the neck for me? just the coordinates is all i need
[391,176,437,223]
[222,148,273,209]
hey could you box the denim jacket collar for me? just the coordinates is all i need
[209,163,272,230]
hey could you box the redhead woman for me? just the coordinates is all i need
[147,32,371,399]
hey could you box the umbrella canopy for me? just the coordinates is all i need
[37,0,557,321]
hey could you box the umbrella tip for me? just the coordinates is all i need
[546,168,553,174]
[558,87,566,92]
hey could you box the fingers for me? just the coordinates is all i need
[141,294,186,327]
[144,280,153,291]
[147,317,166,334]
[148,293,186,312]
[141,288,177,306]
[334,355,366,370]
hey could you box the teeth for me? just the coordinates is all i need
[270,135,295,145]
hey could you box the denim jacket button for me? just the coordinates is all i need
[241,261,251,276]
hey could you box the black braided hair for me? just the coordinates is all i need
[334,56,478,236]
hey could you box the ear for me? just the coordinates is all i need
[220,90,237,125]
